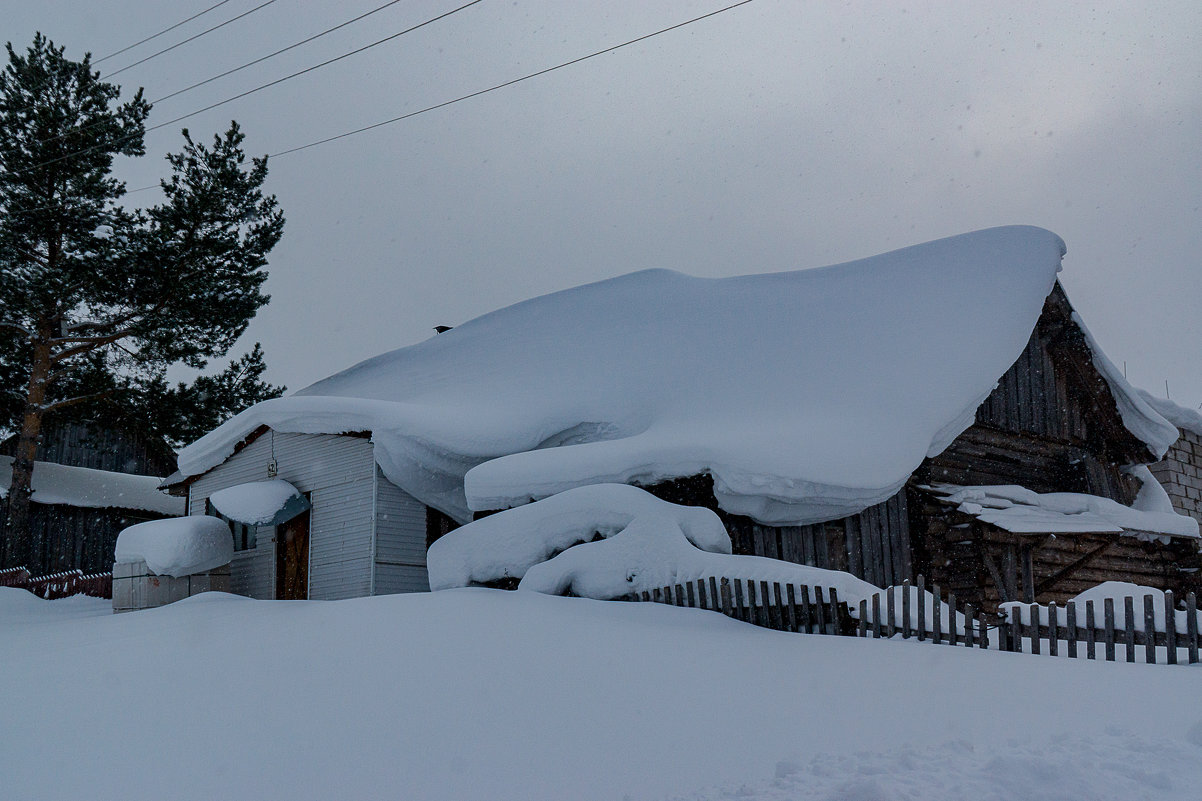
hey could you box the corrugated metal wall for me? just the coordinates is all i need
[372,466,430,594]
[188,431,376,600]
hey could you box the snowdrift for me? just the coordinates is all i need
[176,226,1174,526]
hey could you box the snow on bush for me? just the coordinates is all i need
[427,484,730,590]
[174,226,1167,529]
[115,517,233,577]
[999,581,1202,632]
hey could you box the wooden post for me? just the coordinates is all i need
[886,587,896,638]
[762,580,778,630]
[948,593,958,646]
[675,583,686,607]
[964,603,975,648]
[916,575,927,642]
[902,579,911,639]
[685,581,696,608]
[932,585,942,645]
[829,587,843,635]
[859,599,868,637]
[745,580,759,626]
[720,578,733,619]
[1048,602,1058,657]
[1187,592,1198,665]
[1066,602,1077,659]
[1143,594,1156,664]
[1008,606,1020,653]
[815,586,828,634]
[1124,596,1136,663]
[696,578,707,611]
[733,578,746,623]
[709,577,720,614]
[1029,602,1039,655]
[785,584,798,633]
[872,593,882,638]
[1104,597,1116,662]
[773,582,785,631]
[1165,590,1177,666]
[1085,600,1096,660]
[978,611,989,649]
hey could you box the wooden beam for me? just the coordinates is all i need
[1035,538,1113,595]
[978,542,1013,603]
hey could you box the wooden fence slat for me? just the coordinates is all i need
[759,580,773,630]
[800,585,814,634]
[978,611,988,649]
[720,578,733,619]
[859,599,868,637]
[871,593,882,639]
[1008,606,1020,653]
[964,603,975,648]
[785,583,798,633]
[675,583,686,607]
[948,593,958,646]
[1048,602,1058,657]
[732,578,745,623]
[1165,590,1177,666]
[1085,600,1096,660]
[932,584,941,644]
[1144,594,1156,664]
[916,575,927,642]
[830,588,842,635]
[749,580,761,626]
[1028,602,1039,655]
[902,579,911,639]
[709,577,720,614]
[1104,597,1116,662]
[1072,598,1081,654]
[1124,596,1136,663]
[696,579,707,611]
[685,581,696,608]
[1188,592,1198,665]
[771,582,784,631]
[815,587,828,634]
[886,586,896,638]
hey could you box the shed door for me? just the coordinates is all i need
[276,509,310,600]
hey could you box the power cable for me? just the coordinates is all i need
[101,0,281,80]
[94,0,238,64]
[270,0,755,158]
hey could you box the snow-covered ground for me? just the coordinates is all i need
[2,587,1200,801]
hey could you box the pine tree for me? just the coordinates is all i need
[0,36,285,567]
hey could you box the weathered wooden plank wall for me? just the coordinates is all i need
[0,497,155,575]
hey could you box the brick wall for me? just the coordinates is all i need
[1149,427,1202,522]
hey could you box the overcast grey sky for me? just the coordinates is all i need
[8,0,1201,409]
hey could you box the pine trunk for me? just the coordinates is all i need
[2,335,51,569]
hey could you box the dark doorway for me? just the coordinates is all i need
[276,508,310,600]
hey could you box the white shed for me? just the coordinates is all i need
[163,427,430,600]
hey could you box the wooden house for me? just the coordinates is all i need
[0,423,183,577]
[167,228,1199,608]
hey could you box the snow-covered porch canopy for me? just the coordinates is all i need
[174,226,1180,528]
[206,479,310,527]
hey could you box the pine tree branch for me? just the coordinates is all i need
[38,389,115,413]
[0,320,34,337]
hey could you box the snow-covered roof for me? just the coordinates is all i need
[0,456,184,516]
[115,517,233,577]
[924,480,1199,541]
[176,226,1174,526]
[1135,389,1202,439]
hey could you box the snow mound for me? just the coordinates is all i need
[1,456,183,516]
[1136,388,1202,439]
[427,483,730,590]
[176,226,1163,526]
[115,517,233,577]
[519,510,880,602]
[925,483,1198,540]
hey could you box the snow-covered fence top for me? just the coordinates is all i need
[176,227,1174,527]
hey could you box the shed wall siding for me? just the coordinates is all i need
[188,431,375,600]
[372,467,430,594]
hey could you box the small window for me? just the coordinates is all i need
[205,499,261,552]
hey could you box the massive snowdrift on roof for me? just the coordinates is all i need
[176,226,1173,526]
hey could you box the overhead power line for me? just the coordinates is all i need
[94,0,238,64]
[101,0,281,80]
[270,0,757,158]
